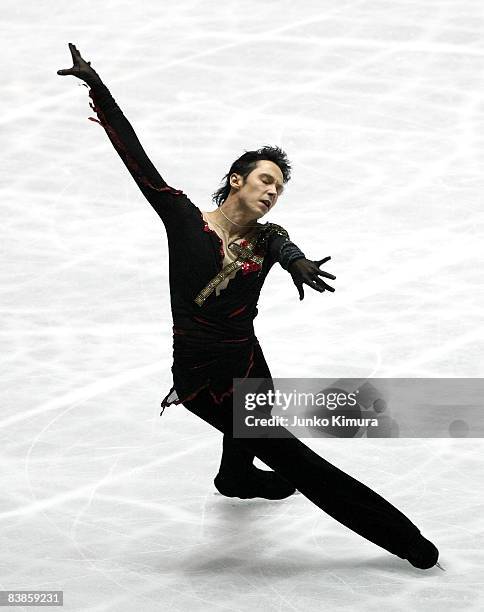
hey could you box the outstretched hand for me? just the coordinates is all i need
[57,42,99,83]
[288,256,336,301]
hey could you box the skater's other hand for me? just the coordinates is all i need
[289,256,336,301]
[57,42,100,84]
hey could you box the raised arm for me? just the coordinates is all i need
[57,43,188,225]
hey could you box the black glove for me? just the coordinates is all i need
[57,42,102,85]
[289,256,336,301]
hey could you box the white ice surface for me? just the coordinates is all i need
[2,0,484,610]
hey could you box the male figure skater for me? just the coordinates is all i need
[58,43,441,570]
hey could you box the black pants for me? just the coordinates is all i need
[182,343,420,560]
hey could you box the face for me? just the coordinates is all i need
[229,159,284,218]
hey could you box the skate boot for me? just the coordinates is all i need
[214,466,296,500]
[405,532,441,570]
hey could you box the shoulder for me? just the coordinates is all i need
[252,222,291,261]
[258,221,290,242]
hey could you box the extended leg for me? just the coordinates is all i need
[183,385,438,568]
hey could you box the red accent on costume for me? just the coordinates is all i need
[238,239,263,275]
[207,344,256,405]
[190,359,218,370]
[241,260,262,275]
[87,89,183,197]
[159,344,256,409]
[193,315,217,326]
[228,305,247,318]
[202,222,225,264]
[176,382,211,404]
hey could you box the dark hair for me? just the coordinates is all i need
[211,145,292,207]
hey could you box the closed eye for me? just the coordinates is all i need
[260,174,284,195]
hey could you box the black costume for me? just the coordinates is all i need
[83,79,439,569]
[85,80,302,411]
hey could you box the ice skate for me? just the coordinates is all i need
[405,533,440,570]
[214,466,297,500]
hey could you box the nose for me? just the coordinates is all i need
[267,187,277,200]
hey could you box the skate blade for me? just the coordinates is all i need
[435,561,446,571]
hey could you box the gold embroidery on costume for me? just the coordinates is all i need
[194,238,263,306]
[194,223,289,306]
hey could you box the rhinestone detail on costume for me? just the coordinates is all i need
[194,223,288,306]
